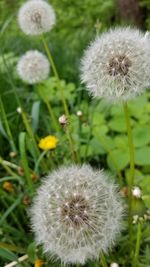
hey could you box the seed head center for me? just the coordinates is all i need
[107,54,132,76]
[61,194,89,228]
[31,12,42,25]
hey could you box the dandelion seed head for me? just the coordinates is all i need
[30,165,123,264]
[17,50,50,84]
[18,0,56,35]
[81,27,150,102]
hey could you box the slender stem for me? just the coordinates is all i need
[4,254,28,267]
[34,150,48,173]
[41,34,69,117]
[37,86,60,132]
[0,157,20,178]
[100,252,108,267]
[132,222,142,267]
[123,102,135,247]
[66,127,78,163]
[41,34,78,162]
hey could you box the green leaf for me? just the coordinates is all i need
[133,126,150,147]
[19,132,33,192]
[142,195,150,209]
[108,116,129,132]
[107,148,129,171]
[135,147,150,166]
[0,120,8,139]
[27,242,37,263]
[0,248,18,261]
[139,176,150,194]
[90,138,106,155]
[31,101,41,133]
[0,196,22,225]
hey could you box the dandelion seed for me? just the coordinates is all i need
[17,50,50,84]
[30,165,123,264]
[81,27,150,102]
[18,0,56,36]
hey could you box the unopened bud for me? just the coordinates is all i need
[59,115,68,125]
[76,110,83,117]
[17,107,22,114]
[132,187,141,198]
[110,263,119,267]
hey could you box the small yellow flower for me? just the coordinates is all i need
[38,135,58,150]
[3,182,14,193]
[34,259,44,267]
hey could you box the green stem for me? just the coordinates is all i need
[100,252,108,267]
[41,34,78,162]
[41,34,69,117]
[37,86,60,132]
[123,103,135,247]
[34,150,48,173]
[0,157,20,178]
[132,222,142,267]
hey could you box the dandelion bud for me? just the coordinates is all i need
[30,165,123,264]
[132,186,141,198]
[18,0,56,36]
[17,107,22,114]
[9,152,17,158]
[81,27,150,102]
[17,50,50,84]
[110,263,119,267]
[58,114,68,126]
[3,182,14,193]
[76,110,83,117]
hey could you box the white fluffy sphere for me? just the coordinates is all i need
[18,0,56,35]
[81,27,150,102]
[17,50,50,84]
[30,165,123,265]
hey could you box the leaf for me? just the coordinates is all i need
[135,147,150,166]
[27,242,37,263]
[139,176,150,194]
[142,195,150,209]
[133,126,150,147]
[107,148,129,171]
[0,248,18,261]
[31,101,41,133]
[90,138,106,155]
[0,196,22,225]
[108,116,129,132]
[0,120,8,139]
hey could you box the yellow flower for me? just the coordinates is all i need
[3,182,14,193]
[34,259,44,267]
[38,135,58,150]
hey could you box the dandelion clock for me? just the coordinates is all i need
[30,165,123,264]
[81,27,150,102]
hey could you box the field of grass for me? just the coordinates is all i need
[0,1,150,267]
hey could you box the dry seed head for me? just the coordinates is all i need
[18,0,56,35]
[17,50,50,84]
[81,27,150,102]
[30,165,123,264]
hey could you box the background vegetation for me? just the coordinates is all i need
[0,0,150,266]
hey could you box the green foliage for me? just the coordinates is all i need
[0,0,150,266]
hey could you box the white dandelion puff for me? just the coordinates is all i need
[18,0,56,35]
[30,165,123,265]
[17,50,50,84]
[81,27,150,102]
